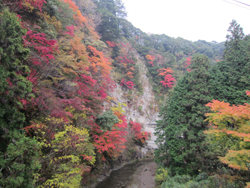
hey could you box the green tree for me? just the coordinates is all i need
[155,54,212,175]
[0,132,41,188]
[0,8,40,187]
[95,110,119,131]
[209,20,250,105]
[95,0,126,42]
[0,7,32,147]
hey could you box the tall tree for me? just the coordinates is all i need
[95,0,126,42]
[155,54,212,175]
[0,8,41,188]
[209,20,250,105]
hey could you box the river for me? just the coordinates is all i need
[95,158,157,188]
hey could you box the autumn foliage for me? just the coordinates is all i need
[106,40,116,48]
[91,104,128,160]
[146,54,155,66]
[0,0,121,186]
[21,0,46,12]
[91,115,127,160]
[205,95,250,172]
[120,78,135,89]
[23,30,57,66]
[130,120,150,145]
[159,74,175,88]
[184,57,192,72]
[157,68,175,88]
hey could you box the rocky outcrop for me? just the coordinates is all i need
[108,53,159,150]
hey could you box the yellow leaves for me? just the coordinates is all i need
[155,167,168,184]
[23,1,34,12]
[111,103,126,117]
[56,29,90,77]
[42,163,83,188]
[62,67,78,76]
[38,12,62,32]
[39,123,95,187]
[122,103,127,107]
[245,182,250,188]
[45,116,66,125]
[219,149,250,171]
[65,105,87,120]
[70,34,87,58]
[106,96,117,102]
[52,125,95,161]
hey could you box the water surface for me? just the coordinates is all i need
[95,159,154,188]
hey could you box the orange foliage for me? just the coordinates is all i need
[61,0,99,39]
[106,41,116,48]
[70,35,87,59]
[145,55,155,67]
[145,54,155,62]
[205,100,250,126]
[219,150,250,171]
[157,68,174,76]
[62,0,86,25]
[87,46,112,76]
[246,183,250,188]
[205,99,250,172]
[58,31,89,76]
[129,67,135,71]
[126,71,134,78]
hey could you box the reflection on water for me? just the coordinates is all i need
[95,159,153,188]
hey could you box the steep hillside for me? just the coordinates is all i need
[108,49,159,149]
[0,0,226,187]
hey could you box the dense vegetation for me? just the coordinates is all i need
[155,20,250,188]
[1,0,249,187]
[0,0,149,187]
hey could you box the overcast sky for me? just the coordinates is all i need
[122,0,250,42]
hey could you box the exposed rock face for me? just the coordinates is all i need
[108,54,159,150]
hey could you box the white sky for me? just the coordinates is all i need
[122,0,250,42]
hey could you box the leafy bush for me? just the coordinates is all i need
[155,167,168,184]
[160,173,245,188]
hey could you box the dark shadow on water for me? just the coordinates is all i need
[95,159,153,188]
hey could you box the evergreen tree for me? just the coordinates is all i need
[209,20,250,105]
[0,7,32,147]
[95,0,126,42]
[0,8,40,187]
[155,54,212,175]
